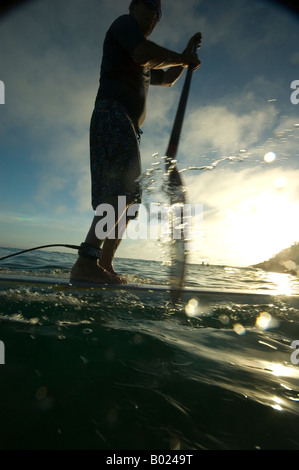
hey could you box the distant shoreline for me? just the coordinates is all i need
[252,243,299,276]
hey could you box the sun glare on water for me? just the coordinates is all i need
[266,272,293,295]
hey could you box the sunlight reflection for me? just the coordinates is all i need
[256,312,271,329]
[185,298,199,317]
[270,363,294,378]
[233,323,246,336]
[264,151,276,163]
[271,396,283,411]
[185,298,212,317]
[266,272,293,295]
[255,312,279,330]
[274,176,287,189]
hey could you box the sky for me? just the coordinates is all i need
[0,0,299,266]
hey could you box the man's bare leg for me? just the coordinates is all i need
[70,198,130,284]
[69,216,121,284]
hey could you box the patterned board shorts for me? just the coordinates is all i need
[90,99,142,211]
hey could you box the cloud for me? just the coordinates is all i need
[151,0,204,49]
[180,100,277,167]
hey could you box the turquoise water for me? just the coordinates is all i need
[1,246,299,450]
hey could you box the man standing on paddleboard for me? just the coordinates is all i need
[70,0,201,284]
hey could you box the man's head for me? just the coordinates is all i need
[129,0,162,37]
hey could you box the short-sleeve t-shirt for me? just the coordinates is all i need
[96,15,151,129]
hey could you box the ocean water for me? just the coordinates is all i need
[0,246,299,450]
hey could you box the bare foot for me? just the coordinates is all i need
[70,257,127,284]
[99,261,119,277]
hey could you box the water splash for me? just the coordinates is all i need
[138,152,246,265]
[138,154,179,265]
[179,154,245,173]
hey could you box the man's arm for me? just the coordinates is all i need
[132,40,200,70]
[151,67,184,87]
[140,33,202,86]
[162,66,185,86]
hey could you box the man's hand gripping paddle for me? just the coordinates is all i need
[165,39,200,304]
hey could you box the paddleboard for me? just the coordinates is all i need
[0,274,298,306]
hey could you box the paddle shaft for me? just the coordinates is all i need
[165,40,199,303]
[165,41,199,166]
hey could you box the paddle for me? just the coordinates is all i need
[165,39,199,303]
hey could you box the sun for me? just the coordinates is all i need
[222,187,298,266]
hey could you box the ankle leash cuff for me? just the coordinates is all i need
[78,243,101,260]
